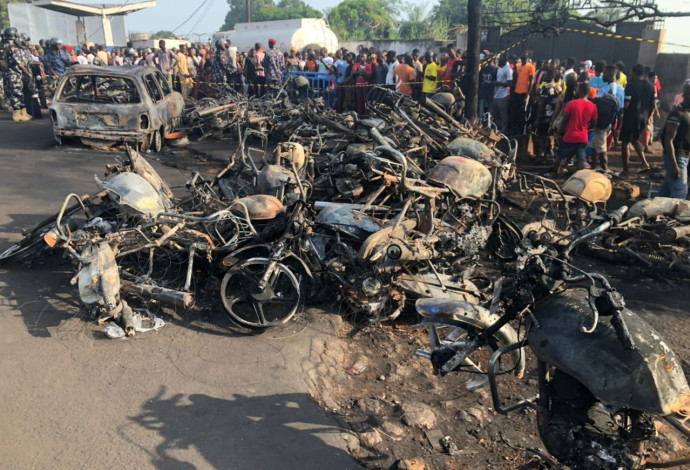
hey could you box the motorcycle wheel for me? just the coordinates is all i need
[426,318,524,379]
[0,204,82,264]
[220,258,301,328]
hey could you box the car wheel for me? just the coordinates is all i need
[149,129,163,153]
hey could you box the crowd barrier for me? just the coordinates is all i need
[286,71,337,108]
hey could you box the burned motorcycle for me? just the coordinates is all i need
[416,206,690,469]
[0,148,267,334]
[584,197,690,279]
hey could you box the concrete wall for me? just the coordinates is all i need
[338,40,449,55]
[484,21,663,73]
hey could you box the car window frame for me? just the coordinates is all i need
[56,73,142,104]
[144,72,164,102]
[154,70,172,96]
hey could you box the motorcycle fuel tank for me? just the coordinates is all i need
[315,204,382,241]
[529,288,690,416]
[231,195,285,220]
[428,156,492,198]
[446,137,494,161]
[561,169,612,204]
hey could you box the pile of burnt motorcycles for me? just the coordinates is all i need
[1,86,688,469]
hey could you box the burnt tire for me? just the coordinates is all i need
[149,129,163,153]
[0,209,74,264]
[220,258,301,329]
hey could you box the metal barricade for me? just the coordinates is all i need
[287,71,337,108]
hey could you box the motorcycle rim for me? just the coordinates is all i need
[220,258,301,328]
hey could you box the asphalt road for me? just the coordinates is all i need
[0,115,361,470]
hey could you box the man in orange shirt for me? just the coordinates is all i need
[510,53,535,135]
[394,55,416,96]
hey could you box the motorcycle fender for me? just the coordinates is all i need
[416,298,526,378]
[221,245,272,269]
[221,245,314,284]
[530,289,690,415]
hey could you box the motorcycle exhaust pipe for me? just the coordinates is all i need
[122,281,194,309]
[662,225,690,242]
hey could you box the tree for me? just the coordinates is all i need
[0,0,32,30]
[151,30,178,39]
[327,0,396,40]
[431,0,469,36]
[398,3,429,39]
[220,0,322,31]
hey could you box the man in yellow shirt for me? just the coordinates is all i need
[96,44,109,66]
[177,44,192,98]
[422,52,438,99]
[616,61,627,88]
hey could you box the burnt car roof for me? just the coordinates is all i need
[62,65,159,78]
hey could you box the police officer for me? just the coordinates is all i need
[123,48,138,66]
[22,33,47,110]
[213,40,235,95]
[42,38,66,80]
[17,32,39,118]
[1,27,30,121]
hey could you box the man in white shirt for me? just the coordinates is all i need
[563,57,576,80]
[77,50,88,65]
[385,50,398,88]
[491,55,513,134]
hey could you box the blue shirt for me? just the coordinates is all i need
[335,59,349,84]
[599,82,624,110]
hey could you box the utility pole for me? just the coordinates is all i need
[246,0,251,22]
[465,0,481,120]
[192,33,206,44]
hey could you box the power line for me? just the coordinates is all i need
[183,0,216,39]
[171,0,210,34]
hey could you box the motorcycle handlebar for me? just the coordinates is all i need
[562,205,628,260]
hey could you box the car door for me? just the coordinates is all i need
[153,70,184,132]
[142,72,168,134]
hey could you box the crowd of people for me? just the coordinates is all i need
[1,27,688,197]
[476,52,689,196]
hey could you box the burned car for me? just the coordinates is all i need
[49,65,184,151]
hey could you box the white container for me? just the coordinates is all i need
[214,18,338,54]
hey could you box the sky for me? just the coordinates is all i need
[89,0,690,53]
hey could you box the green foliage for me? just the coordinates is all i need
[327,0,396,40]
[397,3,451,40]
[221,0,322,31]
[431,0,469,35]
[151,30,178,39]
[0,0,32,30]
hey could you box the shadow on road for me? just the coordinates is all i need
[126,386,360,470]
[0,255,83,338]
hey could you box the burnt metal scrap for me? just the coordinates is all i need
[3,86,690,469]
[4,84,518,329]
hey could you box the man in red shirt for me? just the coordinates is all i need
[444,44,458,87]
[554,82,598,175]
